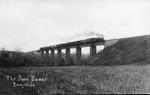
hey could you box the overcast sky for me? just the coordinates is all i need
[0,0,149,52]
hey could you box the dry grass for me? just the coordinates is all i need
[0,64,150,94]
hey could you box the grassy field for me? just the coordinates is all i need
[0,64,150,94]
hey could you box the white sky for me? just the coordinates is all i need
[0,0,150,52]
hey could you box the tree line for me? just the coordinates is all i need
[0,50,89,68]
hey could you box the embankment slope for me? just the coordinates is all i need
[85,35,150,65]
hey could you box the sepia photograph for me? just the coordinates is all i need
[0,0,150,94]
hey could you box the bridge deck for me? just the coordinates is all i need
[40,37,105,51]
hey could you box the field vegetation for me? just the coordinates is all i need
[0,65,150,94]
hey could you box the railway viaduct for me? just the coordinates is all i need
[36,37,105,66]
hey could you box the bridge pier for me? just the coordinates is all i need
[51,49,54,66]
[45,50,49,65]
[57,48,62,64]
[58,49,62,59]
[65,48,70,65]
[76,46,81,64]
[40,50,44,65]
[90,44,96,56]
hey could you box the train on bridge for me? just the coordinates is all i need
[35,34,105,66]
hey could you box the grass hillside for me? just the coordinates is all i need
[0,65,150,94]
[83,35,150,66]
